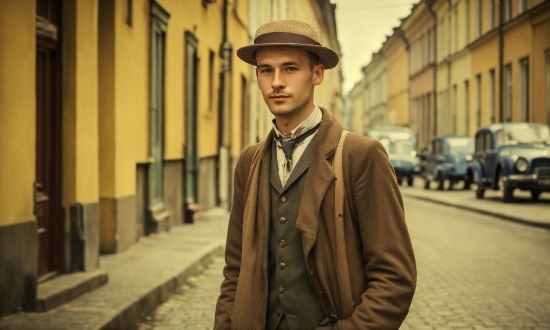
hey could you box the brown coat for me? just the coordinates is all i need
[214,109,416,330]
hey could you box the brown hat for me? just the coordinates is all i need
[237,20,340,69]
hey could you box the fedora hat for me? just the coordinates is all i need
[237,20,340,69]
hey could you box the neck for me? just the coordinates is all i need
[274,103,315,134]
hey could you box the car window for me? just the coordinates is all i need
[435,140,444,155]
[483,132,493,151]
[446,138,474,154]
[475,132,484,152]
[496,125,550,146]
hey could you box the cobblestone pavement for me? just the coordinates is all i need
[139,195,550,330]
[137,256,225,330]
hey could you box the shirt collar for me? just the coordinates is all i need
[272,105,322,142]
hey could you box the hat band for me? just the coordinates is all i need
[254,32,321,46]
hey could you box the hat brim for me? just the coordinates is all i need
[237,43,339,70]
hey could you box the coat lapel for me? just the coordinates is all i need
[296,108,343,258]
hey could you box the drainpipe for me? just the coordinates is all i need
[498,0,504,122]
[218,0,232,210]
[427,0,437,136]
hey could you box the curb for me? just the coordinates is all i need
[406,194,550,230]
[98,239,226,330]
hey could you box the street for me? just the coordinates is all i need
[137,194,550,330]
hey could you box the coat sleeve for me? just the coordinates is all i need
[338,134,417,329]
[214,144,256,330]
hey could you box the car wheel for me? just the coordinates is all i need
[463,178,471,190]
[475,186,485,199]
[407,176,414,187]
[499,171,513,203]
[397,178,403,186]
[530,190,541,201]
[437,173,445,191]
[424,179,430,190]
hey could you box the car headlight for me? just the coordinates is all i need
[515,157,529,172]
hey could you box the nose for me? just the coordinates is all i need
[271,70,285,89]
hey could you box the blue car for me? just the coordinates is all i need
[422,135,474,190]
[365,127,420,186]
[466,123,550,203]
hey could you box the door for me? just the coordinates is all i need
[148,2,170,226]
[36,0,63,280]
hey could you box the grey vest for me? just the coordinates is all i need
[265,139,325,330]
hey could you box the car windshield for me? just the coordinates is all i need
[368,130,417,155]
[497,125,550,146]
[447,138,474,154]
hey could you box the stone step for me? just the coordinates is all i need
[35,269,108,312]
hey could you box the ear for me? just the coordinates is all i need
[312,64,324,86]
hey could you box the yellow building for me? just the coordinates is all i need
[469,0,549,132]
[381,28,410,127]
[402,0,436,151]
[363,52,387,129]
[0,0,250,317]
[347,80,366,134]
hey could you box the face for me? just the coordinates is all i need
[255,46,324,127]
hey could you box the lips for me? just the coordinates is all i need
[269,94,290,101]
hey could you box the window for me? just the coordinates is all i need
[126,0,133,26]
[475,132,483,151]
[504,64,512,122]
[452,84,457,133]
[476,0,482,38]
[465,0,470,45]
[518,0,526,14]
[503,0,511,22]
[208,50,215,112]
[476,74,481,128]
[465,80,470,135]
[489,0,495,29]
[454,9,458,52]
[519,57,529,122]
[489,69,495,123]
[484,132,493,150]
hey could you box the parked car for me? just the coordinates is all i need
[365,126,420,186]
[422,135,474,190]
[466,123,550,203]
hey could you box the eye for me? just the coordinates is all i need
[259,68,272,74]
[286,66,298,72]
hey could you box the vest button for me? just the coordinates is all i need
[280,196,286,203]
[280,262,286,270]
[280,240,287,248]
[278,285,285,293]
[309,270,314,275]
[279,217,286,224]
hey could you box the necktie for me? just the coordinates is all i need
[278,123,321,171]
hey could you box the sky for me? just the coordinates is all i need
[332,0,416,94]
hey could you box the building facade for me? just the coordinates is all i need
[381,27,410,127]
[402,0,436,151]
[363,51,387,130]
[0,0,251,317]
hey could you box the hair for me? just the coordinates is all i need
[305,50,320,70]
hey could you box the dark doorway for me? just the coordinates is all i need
[35,0,63,280]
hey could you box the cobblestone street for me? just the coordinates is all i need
[138,195,550,330]
[137,256,225,330]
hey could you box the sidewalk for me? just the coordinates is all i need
[0,208,229,330]
[400,179,550,230]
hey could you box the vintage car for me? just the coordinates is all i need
[422,135,474,190]
[365,126,420,186]
[466,123,550,203]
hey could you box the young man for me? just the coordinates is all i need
[214,20,416,330]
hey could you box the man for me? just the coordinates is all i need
[214,20,416,330]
